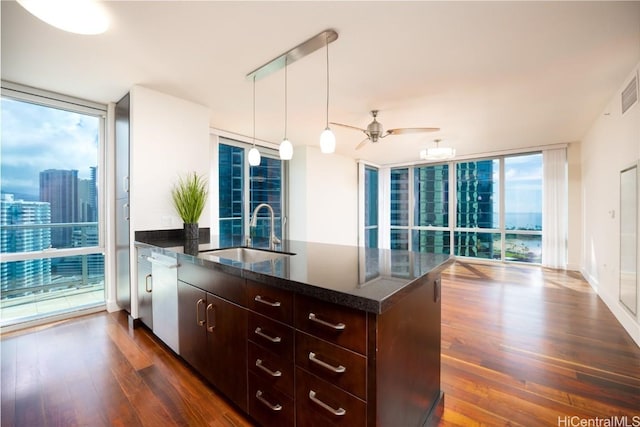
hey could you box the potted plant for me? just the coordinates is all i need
[171,172,208,240]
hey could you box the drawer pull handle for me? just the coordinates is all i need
[256,390,282,412]
[308,352,346,373]
[206,303,215,332]
[308,390,346,416]
[255,359,282,377]
[254,327,281,343]
[254,295,281,307]
[308,313,346,331]
[196,299,205,326]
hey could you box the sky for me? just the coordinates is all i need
[1,98,99,200]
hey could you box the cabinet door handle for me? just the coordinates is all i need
[254,295,281,307]
[308,352,346,373]
[255,390,282,412]
[196,299,205,326]
[255,359,282,377]
[308,313,346,331]
[206,303,215,332]
[308,390,346,416]
[145,274,152,292]
[254,327,281,343]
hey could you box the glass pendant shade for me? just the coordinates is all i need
[248,147,261,166]
[17,0,109,34]
[320,127,336,154]
[279,138,293,160]
[420,146,456,161]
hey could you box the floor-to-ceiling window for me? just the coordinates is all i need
[454,159,500,259]
[385,152,543,264]
[413,163,450,254]
[1,83,106,327]
[218,138,284,247]
[364,166,379,248]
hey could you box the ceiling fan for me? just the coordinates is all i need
[331,110,440,150]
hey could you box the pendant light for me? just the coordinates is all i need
[248,76,261,166]
[279,58,294,160]
[320,32,336,154]
[420,139,456,161]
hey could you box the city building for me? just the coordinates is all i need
[0,194,51,293]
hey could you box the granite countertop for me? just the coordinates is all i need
[136,234,453,314]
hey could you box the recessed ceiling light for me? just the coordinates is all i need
[17,0,109,35]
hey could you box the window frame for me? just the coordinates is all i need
[1,81,107,263]
[215,136,288,243]
[385,151,543,264]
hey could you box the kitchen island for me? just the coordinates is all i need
[135,234,452,427]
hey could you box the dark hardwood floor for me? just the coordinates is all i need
[2,261,639,426]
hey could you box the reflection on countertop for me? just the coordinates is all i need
[135,232,452,314]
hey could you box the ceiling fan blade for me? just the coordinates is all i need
[355,137,370,150]
[386,127,441,135]
[330,122,367,133]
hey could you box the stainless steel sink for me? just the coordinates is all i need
[202,247,293,263]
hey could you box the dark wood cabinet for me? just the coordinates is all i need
[246,281,295,427]
[175,258,443,427]
[177,281,209,376]
[177,278,248,412]
[205,292,247,410]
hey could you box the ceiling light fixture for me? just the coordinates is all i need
[17,0,110,35]
[248,76,261,167]
[420,139,456,161]
[279,58,294,161]
[320,32,336,154]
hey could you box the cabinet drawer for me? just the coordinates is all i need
[294,295,367,355]
[247,280,293,325]
[178,261,246,306]
[248,341,294,398]
[248,372,294,427]
[295,367,366,427]
[248,312,294,360]
[295,331,366,400]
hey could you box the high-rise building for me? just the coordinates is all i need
[40,169,78,249]
[0,194,52,293]
[455,160,495,257]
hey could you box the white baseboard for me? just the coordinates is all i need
[581,268,640,348]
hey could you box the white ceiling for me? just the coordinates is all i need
[2,1,640,164]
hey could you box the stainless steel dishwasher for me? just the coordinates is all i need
[147,251,180,354]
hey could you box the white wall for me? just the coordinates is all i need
[126,86,210,318]
[581,63,640,346]
[567,142,582,270]
[129,85,211,231]
[289,145,358,246]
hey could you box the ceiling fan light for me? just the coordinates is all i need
[279,138,293,160]
[320,127,336,154]
[248,147,261,166]
[17,0,109,35]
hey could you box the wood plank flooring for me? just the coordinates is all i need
[2,261,639,426]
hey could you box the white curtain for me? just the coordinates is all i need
[542,148,568,269]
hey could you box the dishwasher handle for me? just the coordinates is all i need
[146,256,179,269]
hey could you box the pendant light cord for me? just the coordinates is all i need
[284,57,288,139]
[325,32,330,128]
[252,76,256,146]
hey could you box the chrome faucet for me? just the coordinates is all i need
[248,203,281,250]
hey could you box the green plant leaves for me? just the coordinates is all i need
[171,172,208,224]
